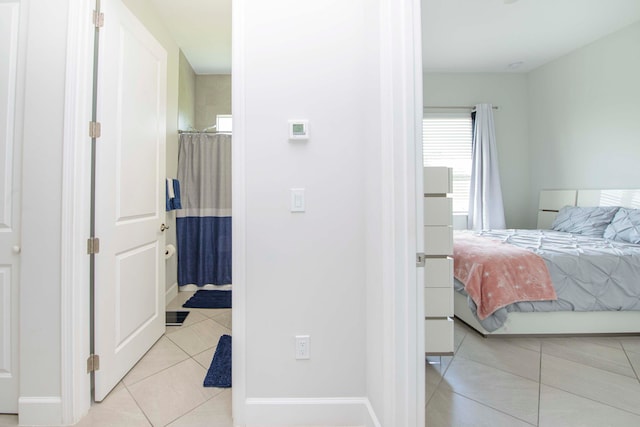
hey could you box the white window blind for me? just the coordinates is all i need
[423,114,472,214]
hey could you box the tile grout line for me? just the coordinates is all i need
[120,380,155,427]
[454,352,540,384]
[123,337,192,388]
[163,388,229,427]
[122,334,223,426]
[160,315,228,426]
[167,296,230,424]
[426,329,467,407]
[541,351,640,384]
[437,323,640,426]
[537,341,542,427]
[447,389,537,426]
[539,354,640,418]
[447,333,541,426]
[542,382,640,419]
[621,343,640,384]
[165,315,212,338]
[81,292,231,427]
[466,339,540,425]
[541,338,637,378]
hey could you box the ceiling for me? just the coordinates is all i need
[150,0,231,74]
[422,0,640,73]
[150,0,640,75]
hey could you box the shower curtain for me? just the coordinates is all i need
[176,133,232,286]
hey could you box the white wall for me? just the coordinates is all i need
[528,21,640,201]
[236,0,424,423]
[423,73,532,227]
[178,50,196,132]
[194,74,232,131]
[242,0,369,398]
[363,2,385,417]
[19,0,70,422]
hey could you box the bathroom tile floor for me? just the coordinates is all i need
[80,290,233,427]
[426,320,640,427]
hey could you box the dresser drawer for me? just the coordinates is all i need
[425,317,454,354]
[424,257,453,288]
[424,226,453,255]
[424,167,452,194]
[424,197,453,226]
[424,287,453,317]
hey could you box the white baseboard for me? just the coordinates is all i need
[244,397,381,427]
[165,282,178,306]
[18,397,62,426]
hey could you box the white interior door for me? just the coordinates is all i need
[94,0,167,401]
[0,1,22,413]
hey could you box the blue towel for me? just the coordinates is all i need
[166,178,182,211]
[171,179,182,210]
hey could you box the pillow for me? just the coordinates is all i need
[551,206,619,237]
[603,207,640,244]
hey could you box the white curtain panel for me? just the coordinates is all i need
[468,103,506,230]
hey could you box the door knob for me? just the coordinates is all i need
[160,223,170,232]
[12,246,21,254]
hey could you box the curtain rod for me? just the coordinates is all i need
[178,130,218,134]
[423,105,499,110]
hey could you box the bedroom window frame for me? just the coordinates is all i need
[422,113,472,215]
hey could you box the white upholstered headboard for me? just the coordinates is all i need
[537,189,640,229]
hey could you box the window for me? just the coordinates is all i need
[216,114,233,133]
[423,114,472,214]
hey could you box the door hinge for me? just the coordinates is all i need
[89,121,101,139]
[87,237,100,255]
[87,354,100,373]
[93,10,104,28]
[416,252,426,267]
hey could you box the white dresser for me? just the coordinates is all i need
[423,167,454,355]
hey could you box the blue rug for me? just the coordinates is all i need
[204,334,232,387]
[182,290,232,309]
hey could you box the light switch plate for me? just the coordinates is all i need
[290,188,305,212]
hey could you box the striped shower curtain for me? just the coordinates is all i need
[176,133,232,286]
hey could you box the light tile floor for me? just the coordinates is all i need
[426,320,640,427]
[78,290,233,427]
[4,308,640,426]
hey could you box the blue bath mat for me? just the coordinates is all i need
[204,334,232,387]
[182,290,232,309]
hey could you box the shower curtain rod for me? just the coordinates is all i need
[178,130,219,134]
[179,123,218,134]
[423,105,499,110]
[178,130,233,136]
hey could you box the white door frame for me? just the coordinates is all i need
[376,0,425,425]
[49,0,424,424]
[59,0,95,423]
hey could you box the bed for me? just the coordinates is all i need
[453,189,640,336]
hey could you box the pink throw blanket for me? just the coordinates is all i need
[454,233,557,320]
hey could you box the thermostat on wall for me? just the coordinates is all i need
[289,120,309,140]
